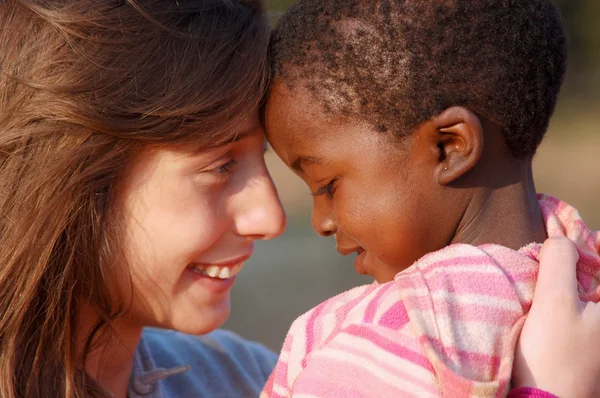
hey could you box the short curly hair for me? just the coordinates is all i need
[270,0,567,157]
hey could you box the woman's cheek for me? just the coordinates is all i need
[176,203,225,252]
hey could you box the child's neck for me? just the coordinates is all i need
[450,165,547,250]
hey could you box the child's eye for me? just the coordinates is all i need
[311,178,338,198]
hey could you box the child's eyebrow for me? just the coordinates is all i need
[291,155,324,172]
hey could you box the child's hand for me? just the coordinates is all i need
[512,237,600,398]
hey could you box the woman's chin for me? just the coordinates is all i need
[168,298,231,336]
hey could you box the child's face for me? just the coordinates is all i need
[265,81,453,282]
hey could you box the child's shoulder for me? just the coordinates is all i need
[409,242,538,271]
[396,242,539,310]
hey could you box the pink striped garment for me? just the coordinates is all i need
[261,195,600,398]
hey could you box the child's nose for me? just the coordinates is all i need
[311,205,336,237]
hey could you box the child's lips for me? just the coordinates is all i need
[336,245,368,275]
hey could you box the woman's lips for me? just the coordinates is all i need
[187,262,244,279]
[187,252,252,280]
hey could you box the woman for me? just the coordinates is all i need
[0,0,597,397]
[0,0,283,396]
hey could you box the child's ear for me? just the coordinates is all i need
[432,106,483,185]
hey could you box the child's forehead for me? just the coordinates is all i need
[266,75,380,136]
[265,77,404,154]
[265,80,394,160]
[265,81,332,145]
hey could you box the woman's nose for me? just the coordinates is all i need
[233,171,286,240]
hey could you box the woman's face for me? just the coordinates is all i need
[119,113,285,335]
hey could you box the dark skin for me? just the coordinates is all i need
[265,79,548,283]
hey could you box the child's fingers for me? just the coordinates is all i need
[535,237,579,309]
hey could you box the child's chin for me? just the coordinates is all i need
[370,266,401,284]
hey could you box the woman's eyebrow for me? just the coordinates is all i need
[194,128,257,154]
[227,128,255,143]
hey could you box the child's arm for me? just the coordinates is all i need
[260,322,298,398]
[261,283,392,397]
[261,283,441,397]
[260,312,306,397]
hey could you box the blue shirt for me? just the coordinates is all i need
[129,328,277,397]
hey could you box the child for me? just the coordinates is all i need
[261,0,600,396]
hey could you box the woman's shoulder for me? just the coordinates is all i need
[137,328,276,397]
[143,327,275,361]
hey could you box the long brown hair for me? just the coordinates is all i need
[0,0,270,396]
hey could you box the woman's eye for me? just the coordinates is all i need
[212,158,238,175]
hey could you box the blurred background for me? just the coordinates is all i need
[223,0,600,351]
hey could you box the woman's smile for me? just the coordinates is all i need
[185,250,253,294]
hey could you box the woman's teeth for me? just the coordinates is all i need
[188,262,244,279]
